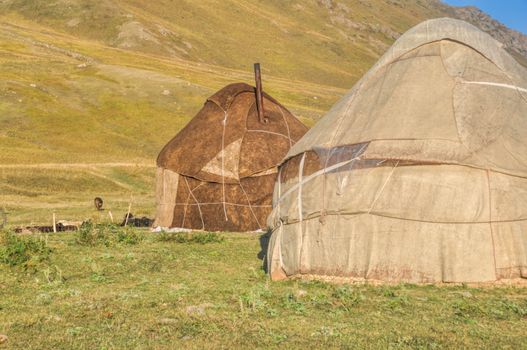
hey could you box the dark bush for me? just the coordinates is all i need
[0,230,52,268]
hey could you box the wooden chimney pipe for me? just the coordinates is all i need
[254,63,268,124]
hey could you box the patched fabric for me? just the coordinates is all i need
[268,18,527,284]
[155,83,308,232]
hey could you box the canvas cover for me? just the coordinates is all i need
[267,18,527,283]
[155,83,307,232]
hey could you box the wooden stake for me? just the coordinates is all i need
[108,210,114,223]
[52,212,57,233]
[124,196,132,226]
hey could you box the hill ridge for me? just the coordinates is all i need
[0,0,525,166]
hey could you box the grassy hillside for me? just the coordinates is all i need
[0,0,525,224]
[0,15,346,165]
[0,0,453,164]
[0,165,155,226]
[1,229,526,348]
[1,3,526,348]
[1,0,449,86]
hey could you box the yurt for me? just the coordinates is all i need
[267,18,527,283]
[155,82,307,232]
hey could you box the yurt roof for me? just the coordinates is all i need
[286,18,527,178]
[157,83,307,183]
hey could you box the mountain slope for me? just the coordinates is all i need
[447,5,527,62]
[2,0,527,224]
[0,0,525,165]
[0,0,450,87]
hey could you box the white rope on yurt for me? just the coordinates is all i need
[319,84,367,221]
[278,107,293,148]
[367,160,399,214]
[174,202,271,207]
[276,145,368,205]
[486,168,498,278]
[239,181,262,228]
[277,159,353,204]
[297,153,307,259]
[183,176,205,230]
[180,188,192,228]
[277,166,284,268]
[461,80,527,94]
[245,129,294,143]
[220,108,229,222]
[180,182,205,228]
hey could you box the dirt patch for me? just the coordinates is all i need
[116,21,159,48]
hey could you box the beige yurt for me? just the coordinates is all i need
[154,83,307,232]
[267,18,527,283]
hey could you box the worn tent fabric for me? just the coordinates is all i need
[155,83,307,232]
[267,18,527,283]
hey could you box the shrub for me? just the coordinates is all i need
[282,292,306,314]
[76,222,143,246]
[331,286,365,310]
[76,221,112,246]
[0,230,52,268]
[156,231,224,244]
[116,227,144,245]
[240,284,272,313]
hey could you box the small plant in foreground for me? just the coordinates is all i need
[156,231,224,244]
[451,299,482,323]
[116,227,144,245]
[331,285,365,310]
[76,222,143,246]
[0,229,52,268]
[240,284,272,313]
[76,221,111,246]
[282,292,306,314]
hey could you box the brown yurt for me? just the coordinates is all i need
[154,82,307,232]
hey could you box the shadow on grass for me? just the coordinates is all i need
[258,229,271,273]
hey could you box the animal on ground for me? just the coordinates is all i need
[94,197,104,211]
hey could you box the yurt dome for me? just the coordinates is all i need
[267,18,527,283]
[155,83,307,232]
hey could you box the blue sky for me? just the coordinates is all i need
[443,0,527,34]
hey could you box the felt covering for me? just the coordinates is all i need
[155,83,307,232]
[267,18,527,283]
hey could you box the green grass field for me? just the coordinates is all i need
[0,228,526,349]
[1,1,526,226]
[1,3,527,348]
[0,165,156,226]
